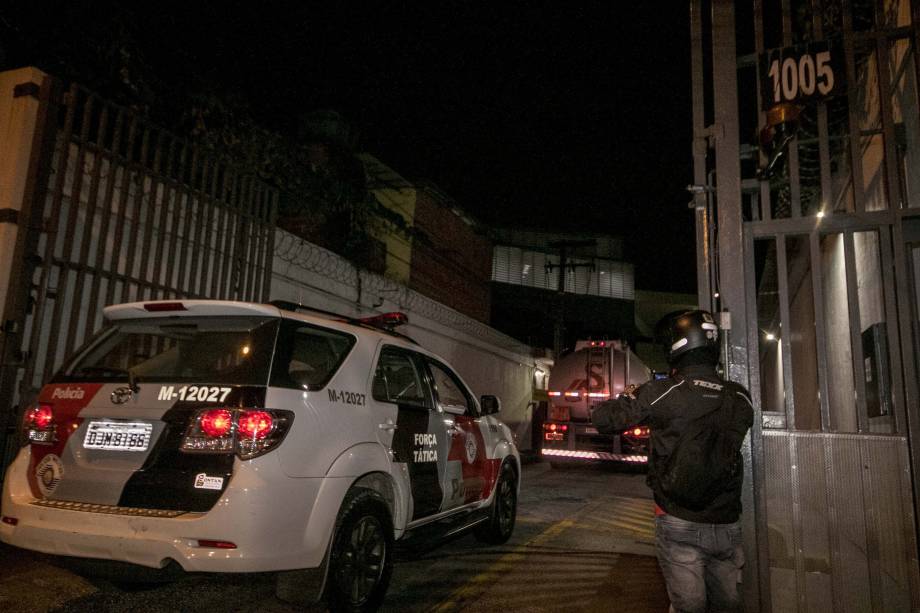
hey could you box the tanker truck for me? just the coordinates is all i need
[542,339,652,465]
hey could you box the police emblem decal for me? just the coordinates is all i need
[35,454,64,497]
[464,431,477,464]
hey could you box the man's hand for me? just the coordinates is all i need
[621,384,638,399]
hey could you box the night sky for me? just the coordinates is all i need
[1,2,696,293]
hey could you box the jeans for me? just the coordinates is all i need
[655,513,744,613]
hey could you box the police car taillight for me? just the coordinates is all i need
[238,410,272,440]
[181,408,293,459]
[21,403,55,446]
[200,409,233,438]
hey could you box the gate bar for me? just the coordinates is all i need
[64,101,110,355]
[33,85,85,384]
[82,107,126,341]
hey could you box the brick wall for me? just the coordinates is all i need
[410,188,492,323]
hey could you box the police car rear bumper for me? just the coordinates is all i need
[0,449,350,572]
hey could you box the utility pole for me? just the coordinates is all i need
[545,239,596,358]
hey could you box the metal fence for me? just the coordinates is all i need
[0,80,278,473]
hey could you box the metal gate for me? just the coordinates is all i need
[744,217,920,611]
[691,1,920,610]
[0,78,278,473]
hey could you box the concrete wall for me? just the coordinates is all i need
[361,154,415,284]
[0,67,46,319]
[410,187,492,324]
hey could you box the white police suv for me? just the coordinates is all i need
[1,300,520,611]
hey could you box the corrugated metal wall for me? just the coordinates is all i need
[763,431,918,612]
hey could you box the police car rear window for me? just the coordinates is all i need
[268,320,356,390]
[59,317,279,385]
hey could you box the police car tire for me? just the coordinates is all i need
[325,488,394,613]
[473,461,517,545]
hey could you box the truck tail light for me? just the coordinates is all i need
[624,426,650,438]
[181,408,293,459]
[543,422,568,441]
[22,403,56,446]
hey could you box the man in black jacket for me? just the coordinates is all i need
[592,310,754,613]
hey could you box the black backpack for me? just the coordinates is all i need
[658,385,739,511]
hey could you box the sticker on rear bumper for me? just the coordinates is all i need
[35,454,63,497]
[193,473,224,490]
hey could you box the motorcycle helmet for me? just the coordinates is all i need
[655,309,719,364]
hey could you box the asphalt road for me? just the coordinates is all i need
[0,461,669,612]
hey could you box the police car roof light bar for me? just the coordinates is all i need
[269,300,417,344]
[359,312,408,331]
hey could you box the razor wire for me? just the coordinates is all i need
[273,231,534,356]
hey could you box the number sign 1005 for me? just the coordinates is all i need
[761,42,843,109]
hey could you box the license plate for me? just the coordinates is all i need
[584,427,598,434]
[550,406,570,422]
[83,421,153,452]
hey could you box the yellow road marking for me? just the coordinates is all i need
[430,519,575,613]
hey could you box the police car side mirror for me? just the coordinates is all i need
[480,395,501,416]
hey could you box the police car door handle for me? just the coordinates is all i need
[378,420,397,431]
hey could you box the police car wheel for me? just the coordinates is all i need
[474,461,517,545]
[326,488,394,612]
